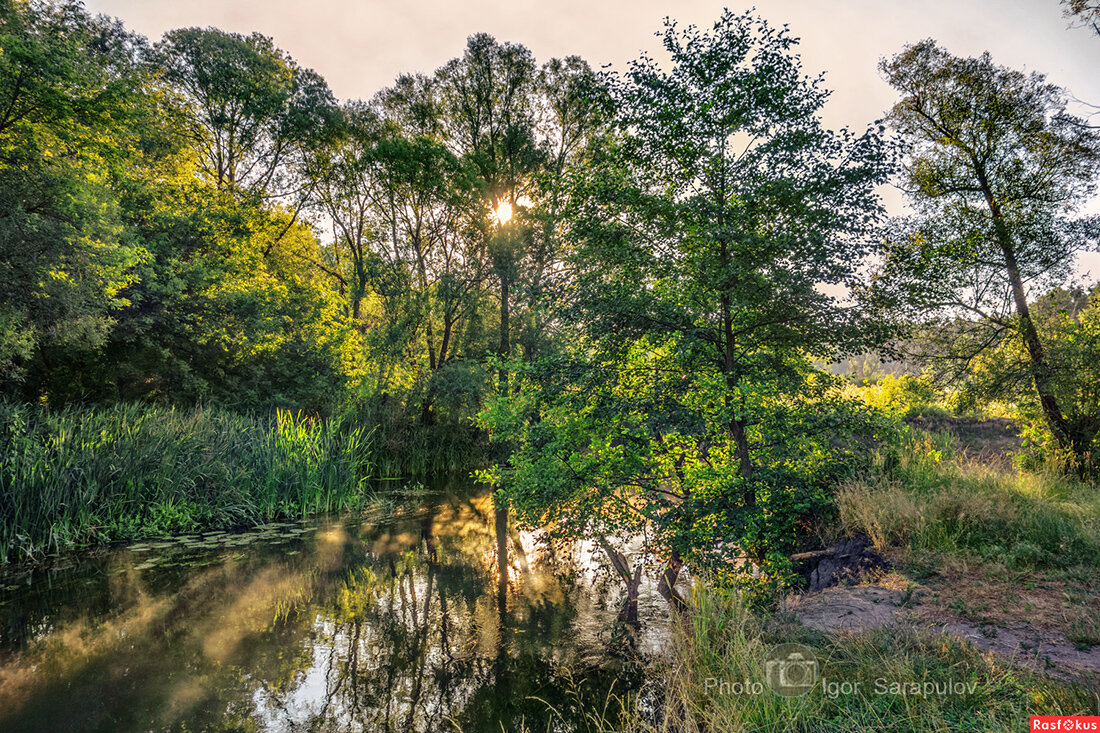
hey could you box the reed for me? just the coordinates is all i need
[0,402,376,562]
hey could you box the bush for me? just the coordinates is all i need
[856,373,950,419]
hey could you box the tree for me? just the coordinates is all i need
[878,40,1100,469]
[483,11,890,599]
[0,0,156,394]
[1063,0,1100,36]
[156,28,338,201]
[311,88,491,421]
[965,285,1100,473]
[435,35,543,385]
[515,56,610,361]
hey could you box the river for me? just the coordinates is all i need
[0,481,670,732]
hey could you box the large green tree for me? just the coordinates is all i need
[877,40,1100,469]
[484,11,890,598]
[156,27,338,204]
[0,0,159,395]
[435,35,543,383]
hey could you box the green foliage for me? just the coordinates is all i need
[0,1,365,410]
[345,389,489,477]
[484,353,892,598]
[967,289,1100,474]
[0,0,156,383]
[155,26,339,194]
[855,373,951,419]
[875,40,1100,467]
[37,177,363,408]
[483,10,892,594]
[0,401,375,563]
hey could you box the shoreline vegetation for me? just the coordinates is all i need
[601,586,1097,733]
[524,425,1100,731]
[0,400,485,564]
[3,405,1098,728]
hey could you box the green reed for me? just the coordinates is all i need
[0,402,376,562]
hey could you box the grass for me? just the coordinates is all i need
[836,431,1100,574]
[345,399,489,478]
[598,428,1100,731]
[835,427,1100,648]
[0,401,376,563]
[606,586,1097,732]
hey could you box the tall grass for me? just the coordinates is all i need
[837,431,1100,573]
[0,402,376,563]
[347,398,489,477]
[614,587,1095,732]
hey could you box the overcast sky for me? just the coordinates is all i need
[83,0,1100,280]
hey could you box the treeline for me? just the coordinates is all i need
[2,1,1099,578]
[0,0,601,425]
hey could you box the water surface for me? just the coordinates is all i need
[0,483,669,732]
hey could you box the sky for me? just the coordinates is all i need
[84,0,1100,280]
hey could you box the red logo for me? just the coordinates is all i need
[1032,718,1100,731]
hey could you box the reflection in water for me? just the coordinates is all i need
[0,484,669,732]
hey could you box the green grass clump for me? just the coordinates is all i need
[837,431,1100,573]
[347,398,488,477]
[0,402,376,562]
[615,587,1095,732]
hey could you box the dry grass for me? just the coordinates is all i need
[837,430,1100,646]
[837,433,1100,571]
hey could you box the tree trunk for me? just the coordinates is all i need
[498,274,510,391]
[597,536,643,624]
[980,177,1079,462]
[720,236,755,501]
[656,550,687,613]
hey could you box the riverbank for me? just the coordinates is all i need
[0,402,381,563]
[588,425,1100,731]
[599,586,1096,733]
[0,401,492,564]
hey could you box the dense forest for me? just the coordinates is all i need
[2,1,1100,729]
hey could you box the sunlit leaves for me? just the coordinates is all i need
[487,11,892,591]
[0,0,155,386]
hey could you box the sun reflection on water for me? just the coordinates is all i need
[0,484,673,732]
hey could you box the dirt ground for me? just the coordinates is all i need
[785,572,1100,684]
[785,416,1099,685]
[905,416,1023,461]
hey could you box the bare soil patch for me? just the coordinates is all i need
[786,575,1100,684]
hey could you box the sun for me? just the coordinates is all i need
[492,200,513,225]
[490,196,534,226]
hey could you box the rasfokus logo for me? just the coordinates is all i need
[1032,717,1100,731]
